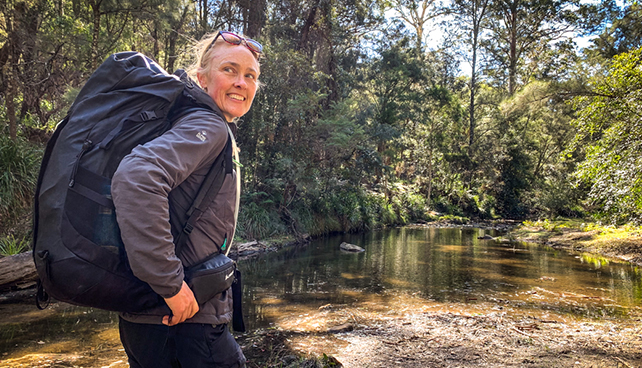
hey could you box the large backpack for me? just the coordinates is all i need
[32,52,231,313]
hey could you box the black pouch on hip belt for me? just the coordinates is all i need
[184,252,236,305]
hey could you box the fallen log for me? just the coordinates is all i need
[0,251,38,290]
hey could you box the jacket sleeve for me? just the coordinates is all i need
[111,110,228,299]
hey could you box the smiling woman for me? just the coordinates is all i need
[194,31,262,122]
[111,30,265,368]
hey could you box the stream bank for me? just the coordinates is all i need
[508,221,642,267]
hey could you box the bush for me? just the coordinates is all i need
[0,135,43,231]
[236,201,286,240]
[237,183,433,239]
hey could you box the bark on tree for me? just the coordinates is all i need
[7,75,17,141]
[3,4,18,140]
[16,2,43,121]
[0,252,38,290]
[507,1,518,96]
[466,0,489,149]
[393,0,441,53]
[166,5,190,72]
[89,0,103,70]
[245,0,266,38]
[321,0,338,104]
[200,0,208,34]
[299,0,321,52]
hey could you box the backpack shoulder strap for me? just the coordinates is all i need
[174,132,233,256]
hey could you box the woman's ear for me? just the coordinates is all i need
[197,72,207,91]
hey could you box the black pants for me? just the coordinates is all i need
[119,317,246,368]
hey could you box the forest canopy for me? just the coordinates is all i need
[2,0,642,240]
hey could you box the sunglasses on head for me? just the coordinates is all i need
[207,31,263,56]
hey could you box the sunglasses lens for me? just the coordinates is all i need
[246,39,263,53]
[216,31,263,55]
[220,31,242,45]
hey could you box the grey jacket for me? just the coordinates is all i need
[111,108,237,325]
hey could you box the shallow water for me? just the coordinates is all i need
[2,226,641,362]
[241,227,642,328]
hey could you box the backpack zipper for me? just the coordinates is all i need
[69,139,94,187]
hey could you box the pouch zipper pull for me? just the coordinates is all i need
[69,139,94,187]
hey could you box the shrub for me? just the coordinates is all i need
[236,201,286,240]
[0,135,43,230]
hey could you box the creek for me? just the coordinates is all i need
[242,226,642,328]
[2,226,641,365]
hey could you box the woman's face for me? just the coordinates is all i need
[198,43,260,122]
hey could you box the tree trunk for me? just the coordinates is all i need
[245,0,266,38]
[4,5,18,140]
[469,43,477,150]
[166,5,190,72]
[427,139,433,206]
[89,0,102,70]
[322,0,338,104]
[16,1,43,122]
[0,252,38,290]
[200,0,208,35]
[152,23,159,60]
[299,0,320,51]
[507,3,517,96]
[6,75,17,140]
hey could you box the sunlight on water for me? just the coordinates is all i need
[2,226,641,366]
[241,227,642,329]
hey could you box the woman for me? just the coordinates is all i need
[111,31,262,368]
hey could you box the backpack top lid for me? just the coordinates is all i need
[69,52,182,114]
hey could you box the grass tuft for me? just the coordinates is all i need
[0,234,30,256]
[0,135,42,229]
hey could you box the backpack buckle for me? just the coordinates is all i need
[140,111,157,121]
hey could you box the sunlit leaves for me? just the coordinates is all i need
[569,47,642,223]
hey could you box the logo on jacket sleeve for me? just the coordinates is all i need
[196,130,207,142]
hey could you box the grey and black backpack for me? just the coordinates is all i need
[32,52,232,313]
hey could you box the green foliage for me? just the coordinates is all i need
[0,135,43,228]
[236,193,286,240]
[4,0,641,242]
[568,47,642,224]
[0,234,30,256]
[584,2,642,59]
[438,214,470,224]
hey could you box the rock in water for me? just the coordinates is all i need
[327,323,354,333]
[340,242,365,252]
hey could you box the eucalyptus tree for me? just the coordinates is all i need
[449,0,490,163]
[234,0,388,232]
[1,0,45,139]
[1,0,94,135]
[390,0,445,52]
[483,0,577,96]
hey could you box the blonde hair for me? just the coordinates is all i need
[187,32,262,88]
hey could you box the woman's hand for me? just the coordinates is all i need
[162,281,199,326]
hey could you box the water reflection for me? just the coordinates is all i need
[241,227,642,329]
[2,226,642,362]
[0,302,123,365]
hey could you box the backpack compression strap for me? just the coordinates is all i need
[34,116,71,310]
